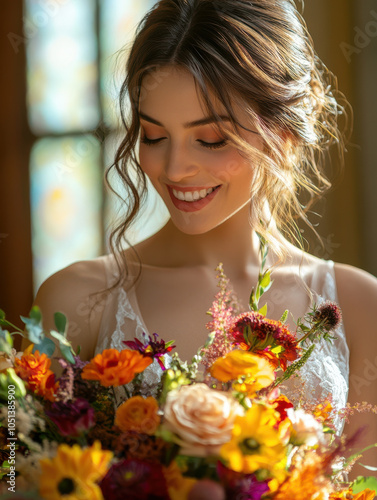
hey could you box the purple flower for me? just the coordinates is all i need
[123,334,175,371]
[217,462,270,500]
[313,301,342,332]
[46,397,95,437]
[99,458,170,500]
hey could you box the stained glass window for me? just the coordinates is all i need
[25,0,164,293]
[30,137,103,288]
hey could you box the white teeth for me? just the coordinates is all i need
[172,187,218,202]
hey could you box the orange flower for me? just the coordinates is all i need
[274,452,331,500]
[81,349,152,387]
[14,344,59,401]
[330,490,353,499]
[353,490,376,500]
[210,349,275,395]
[314,399,333,423]
[115,396,160,435]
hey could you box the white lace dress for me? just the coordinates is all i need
[95,254,349,434]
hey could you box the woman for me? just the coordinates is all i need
[31,0,377,491]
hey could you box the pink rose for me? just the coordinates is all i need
[162,383,243,457]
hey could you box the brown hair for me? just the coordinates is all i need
[106,0,348,284]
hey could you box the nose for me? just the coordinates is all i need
[164,142,200,182]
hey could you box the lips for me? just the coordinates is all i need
[167,185,222,213]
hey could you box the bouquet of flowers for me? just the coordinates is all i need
[1,239,377,499]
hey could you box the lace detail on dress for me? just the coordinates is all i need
[95,255,349,431]
[95,257,170,404]
[281,262,349,434]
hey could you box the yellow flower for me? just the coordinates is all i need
[163,460,197,500]
[210,349,275,395]
[115,396,160,435]
[220,403,287,477]
[81,348,152,387]
[39,441,113,500]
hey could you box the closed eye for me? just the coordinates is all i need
[140,136,166,146]
[140,135,228,150]
[197,139,228,150]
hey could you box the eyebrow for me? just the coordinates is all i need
[139,112,232,129]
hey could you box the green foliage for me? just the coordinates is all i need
[351,475,377,494]
[273,344,316,388]
[21,306,44,344]
[54,311,67,334]
[0,368,26,400]
[33,336,56,357]
[0,328,13,355]
[249,234,273,315]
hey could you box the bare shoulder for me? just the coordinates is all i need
[334,262,377,307]
[333,262,377,349]
[30,257,109,361]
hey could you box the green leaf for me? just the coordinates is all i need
[50,330,71,347]
[260,271,271,289]
[29,306,42,323]
[20,315,44,344]
[0,310,5,320]
[54,312,67,335]
[359,463,377,472]
[59,343,75,364]
[249,289,257,311]
[165,340,176,348]
[33,337,56,357]
[258,304,267,316]
[279,310,289,323]
[351,476,377,494]
[0,329,13,354]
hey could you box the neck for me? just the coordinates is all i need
[148,205,266,276]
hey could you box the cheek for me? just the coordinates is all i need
[139,147,161,180]
[211,150,253,187]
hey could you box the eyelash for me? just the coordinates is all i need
[140,136,228,150]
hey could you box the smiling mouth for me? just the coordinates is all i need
[167,185,222,212]
[171,186,218,202]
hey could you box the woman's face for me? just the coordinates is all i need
[138,66,264,234]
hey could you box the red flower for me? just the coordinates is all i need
[271,395,294,426]
[46,398,95,437]
[229,312,300,371]
[123,334,175,371]
[99,459,170,500]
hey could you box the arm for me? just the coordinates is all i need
[335,263,377,479]
[21,259,107,362]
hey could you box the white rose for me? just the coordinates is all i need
[162,383,243,457]
[287,408,325,447]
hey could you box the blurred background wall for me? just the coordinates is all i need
[1,0,376,342]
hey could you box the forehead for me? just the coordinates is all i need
[139,66,226,120]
